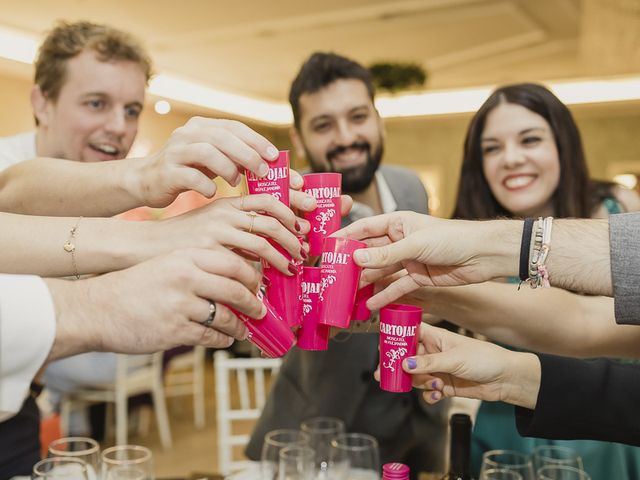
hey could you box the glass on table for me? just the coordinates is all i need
[481,468,524,480]
[480,450,535,480]
[48,437,100,480]
[32,457,89,480]
[328,433,380,480]
[532,446,583,472]
[536,465,591,480]
[277,445,316,480]
[101,445,153,480]
[261,429,310,480]
[300,416,346,474]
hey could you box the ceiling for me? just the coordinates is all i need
[0,0,638,105]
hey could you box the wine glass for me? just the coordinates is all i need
[48,437,100,480]
[300,416,346,475]
[101,445,153,480]
[277,445,316,480]
[480,450,535,480]
[261,429,310,480]
[536,465,591,480]
[532,446,584,472]
[328,433,380,480]
[32,457,89,479]
[482,469,524,480]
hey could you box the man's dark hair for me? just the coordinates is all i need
[289,52,375,128]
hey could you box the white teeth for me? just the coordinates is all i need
[93,144,117,154]
[337,149,364,161]
[504,175,535,189]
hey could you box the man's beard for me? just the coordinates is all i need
[306,140,384,194]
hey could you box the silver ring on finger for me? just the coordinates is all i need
[203,301,217,327]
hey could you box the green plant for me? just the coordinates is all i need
[368,61,427,92]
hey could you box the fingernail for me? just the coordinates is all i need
[290,175,303,189]
[294,220,301,232]
[302,196,315,210]
[431,391,440,401]
[300,248,308,260]
[266,146,279,160]
[355,249,370,264]
[287,263,299,275]
[431,380,438,389]
[406,357,417,370]
[261,276,272,289]
[258,163,270,178]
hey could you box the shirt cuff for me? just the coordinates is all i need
[0,274,55,420]
[610,213,640,325]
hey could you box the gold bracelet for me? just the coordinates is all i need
[63,217,82,279]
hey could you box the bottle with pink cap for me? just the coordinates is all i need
[382,462,410,480]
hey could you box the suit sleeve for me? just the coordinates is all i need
[515,353,640,446]
[609,213,640,325]
[0,275,56,420]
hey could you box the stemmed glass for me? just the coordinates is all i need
[482,469,524,480]
[48,437,100,480]
[300,416,346,476]
[32,457,89,479]
[328,433,380,480]
[277,445,316,480]
[261,429,310,480]
[480,450,535,480]
[536,466,591,480]
[101,445,153,480]
[532,446,584,472]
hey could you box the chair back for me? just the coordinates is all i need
[214,350,282,475]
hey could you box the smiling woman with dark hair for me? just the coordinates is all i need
[449,83,640,479]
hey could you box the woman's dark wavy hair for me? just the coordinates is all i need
[452,83,612,220]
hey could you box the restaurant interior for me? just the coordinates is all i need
[1,1,639,479]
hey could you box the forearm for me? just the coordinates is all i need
[0,213,152,276]
[501,351,541,410]
[546,219,612,296]
[475,219,612,295]
[43,278,97,361]
[422,282,638,358]
[0,157,144,216]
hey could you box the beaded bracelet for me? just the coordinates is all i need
[526,216,553,289]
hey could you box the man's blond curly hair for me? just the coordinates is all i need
[35,20,153,101]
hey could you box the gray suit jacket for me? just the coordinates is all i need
[610,213,640,324]
[245,165,447,470]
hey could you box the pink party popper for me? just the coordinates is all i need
[317,237,367,328]
[262,240,303,328]
[245,150,300,326]
[351,283,375,321]
[231,289,296,358]
[297,267,330,350]
[245,150,290,206]
[379,304,421,392]
[302,173,342,256]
